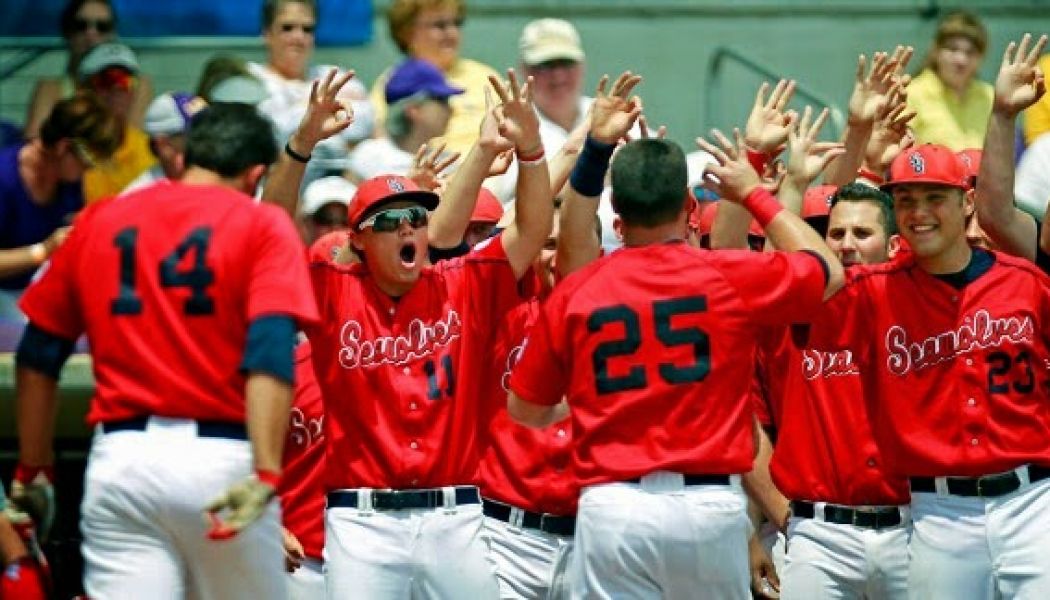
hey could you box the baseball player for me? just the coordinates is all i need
[9,102,318,599]
[508,114,845,597]
[305,70,553,598]
[801,33,1050,600]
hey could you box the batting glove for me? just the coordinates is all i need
[203,470,279,541]
[8,465,54,543]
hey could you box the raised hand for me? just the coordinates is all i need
[994,33,1049,117]
[786,106,846,186]
[292,68,357,152]
[488,149,515,177]
[407,142,460,192]
[477,87,514,156]
[847,46,913,126]
[590,72,643,144]
[864,101,916,174]
[488,69,542,153]
[745,79,797,154]
[696,128,763,202]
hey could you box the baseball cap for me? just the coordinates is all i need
[209,75,269,106]
[471,187,504,223]
[956,148,982,190]
[347,175,440,227]
[385,59,464,105]
[802,184,838,219]
[302,176,357,217]
[520,19,585,66]
[882,144,969,191]
[77,42,139,80]
[697,202,764,237]
[144,92,207,137]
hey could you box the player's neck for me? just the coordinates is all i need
[917,239,973,275]
[621,222,686,248]
[180,167,251,194]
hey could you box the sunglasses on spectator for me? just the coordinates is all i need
[357,206,429,232]
[692,185,719,202]
[421,17,464,31]
[89,68,137,92]
[280,23,316,34]
[73,17,114,34]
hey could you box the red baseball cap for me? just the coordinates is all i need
[347,175,440,228]
[471,187,504,223]
[956,148,982,190]
[697,202,764,237]
[882,144,969,191]
[802,184,838,219]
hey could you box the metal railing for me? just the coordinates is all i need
[705,45,845,140]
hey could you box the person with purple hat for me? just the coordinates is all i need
[121,92,208,195]
[348,59,464,181]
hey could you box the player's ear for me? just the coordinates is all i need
[348,229,366,252]
[887,234,902,259]
[612,215,624,242]
[242,164,268,196]
[963,189,975,218]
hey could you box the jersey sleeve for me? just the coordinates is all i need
[509,293,570,406]
[246,205,319,326]
[18,225,87,339]
[717,250,827,326]
[462,234,526,331]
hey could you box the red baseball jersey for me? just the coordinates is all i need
[810,249,1050,477]
[764,323,910,506]
[478,298,577,516]
[279,341,326,560]
[306,235,522,490]
[510,242,827,487]
[19,183,317,424]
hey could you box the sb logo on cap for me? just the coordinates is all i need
[387,178,406,193]
[909,152,925,174]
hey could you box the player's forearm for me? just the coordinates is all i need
[742,425,790,530]
[260,134,315,218]
[549,144,582,201]
[0,516,30,566]
[15,367,59,467]
[710,201,754,250]
[508,393,567,429]
[977,111,1037,259]
[556,186,601,278]
[244,373,293,474]
[822,122,873,187]
[505,154,554,279]
[0,246,46,279]
[428,143,497,248]
[762,202,844,298]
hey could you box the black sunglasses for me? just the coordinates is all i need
[357,206,429,233]
[73,17,114,34]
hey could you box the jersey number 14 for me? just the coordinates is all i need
[111,226,215,316]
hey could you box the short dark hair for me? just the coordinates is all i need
[261,0,317,30]
[831,182,897,236]
[40,91,122,160]
[183,103,278,178]
[610,139,688,227]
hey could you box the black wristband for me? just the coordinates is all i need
[285,141,311,164]
[569,136,616,198]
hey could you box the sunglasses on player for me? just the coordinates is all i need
[73,17,114,34]
[357,206,429,232]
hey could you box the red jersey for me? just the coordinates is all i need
[478,298,576,516]
[19,183,317,424]
[279,341,326,560]
[510,242,827,487]
[764,324,910,506]
[306,235,521,490]
[811,249,1050,477]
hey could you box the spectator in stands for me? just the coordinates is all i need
[349,59,462,180]
[907,11,993,150]
[122,92,208,194]
[248,0,374,188]
[76,42,158,203]
[24,0,153,138]
[371,0,499,155]
[299,175,356,245]
[0,93,120,320]
[1022,53,1050,145]
[195,54,268,105]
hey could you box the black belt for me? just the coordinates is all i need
[327,487,480,511]
[482,498,576,536]
[101,416,248,440]
[910,465,1050,498]
[792,500,903,530]
[626,474,731,486]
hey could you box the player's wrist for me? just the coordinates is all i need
[254,468,281,489]
[14,463,54,485]
[569,136,616,197]
[741,186,784,228]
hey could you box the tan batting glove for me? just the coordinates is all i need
[9,464,55,542]
[203,470,278,541]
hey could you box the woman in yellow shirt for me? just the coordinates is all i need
[907,11,994,151]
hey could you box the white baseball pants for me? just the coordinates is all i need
[288,557,325,599]
[571,472,750,600]
[909,477,1050,600]
[483,515,574,599]
[80,418,285,600]
[781,510,909,599]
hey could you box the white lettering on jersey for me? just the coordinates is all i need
[885,309,1034,376]
[288,408,324,447]
[801,348,859,380]
[338,310,462,369]
[502,337,527,391]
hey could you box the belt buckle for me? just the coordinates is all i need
[975,476,988,498]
